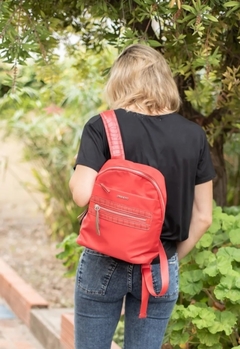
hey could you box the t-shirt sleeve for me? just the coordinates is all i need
[74,116,108,172]
[195,131,216,185]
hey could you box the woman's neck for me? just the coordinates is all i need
[125,105,173,116]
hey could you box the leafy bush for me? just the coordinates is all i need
[164,204,240,349]
[1,101,89,239]
[56,233,83,277]
[224,134,240,206]
[0,48,115,239]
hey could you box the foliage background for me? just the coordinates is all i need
[0,47,114,239]
[1,0,240,205]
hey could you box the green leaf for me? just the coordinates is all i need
[219,274,237,289]
[213,206,223,215]
[217,247,240,262]
[169,331,189,346]
[229,229,240,245]
[197,330,221,346]
[171,305,186,320]
[185,304,201,318]
[223,1,240,7]
[216,255,233,275]
[180,270,204,295]
[208,219,221,234]
[205,14,218,22]
[208,311,237,335]
[196,233,213,248]
[195,251,216,268]
[180,252,193,266]
[181,4,197,14]
[147,40,161,48]
[63,269,77,277]
[236,278,240,288]
[221,213,236,231]
[198,344,222,349]
[192,308,216,329]
[203,260,218,277]
[214,275,240,302]
[171,320,186,331]
[223,206,240,216]
[177,13,195,23]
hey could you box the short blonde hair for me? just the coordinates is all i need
[104,44,181,115]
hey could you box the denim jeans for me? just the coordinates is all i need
[74,248,179,349]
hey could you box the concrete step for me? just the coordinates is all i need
[1,258,122,349]
[0,297,46,349]
[30,308,72,349]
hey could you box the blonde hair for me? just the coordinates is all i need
[104,44,181,115]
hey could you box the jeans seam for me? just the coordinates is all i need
[77,254,118,295]
[127,264,133,292]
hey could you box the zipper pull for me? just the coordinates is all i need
[100,183,110,193]
[77,209,87,224]
[94,204,101,235]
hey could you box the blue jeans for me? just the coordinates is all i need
[74,248,179,349]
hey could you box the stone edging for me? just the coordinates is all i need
[0,258,121,349]
[0,258,48,326]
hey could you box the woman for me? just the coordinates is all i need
[69,44,215,349]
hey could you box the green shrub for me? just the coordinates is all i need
[56,233,83,277]
[2,107,89,239]
[224,134,240,206]
[164,204,240,349]
[0,48,114,239]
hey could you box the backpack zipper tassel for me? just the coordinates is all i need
[95,204,101,235]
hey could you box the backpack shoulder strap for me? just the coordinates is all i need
[100,110,125,160]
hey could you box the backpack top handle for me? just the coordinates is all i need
[100,110,125,160]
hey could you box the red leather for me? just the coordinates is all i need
[77,110,169,318]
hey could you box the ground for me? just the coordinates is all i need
[0,135,75,308]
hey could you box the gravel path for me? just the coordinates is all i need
[0,135,75,308]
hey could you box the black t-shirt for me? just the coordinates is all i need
[75,108,215,258]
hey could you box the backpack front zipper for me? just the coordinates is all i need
[100,166,165,209]
[94,204,147,236]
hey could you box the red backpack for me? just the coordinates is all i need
[77,110,169,318]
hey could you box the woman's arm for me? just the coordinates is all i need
[69,165,98,207]
[177,180,213,260]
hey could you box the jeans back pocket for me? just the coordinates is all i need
[151,253,179,299]
[77,248,117,295]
